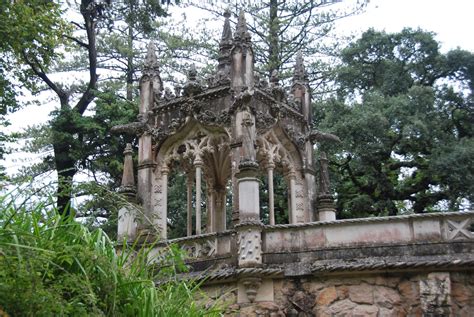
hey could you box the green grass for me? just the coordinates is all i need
[0,195,223,316]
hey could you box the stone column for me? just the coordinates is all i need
[207,184,215,233]
[267,163,275,225]
[195,157,203,235]
[214,189,226,232]
[236,162,264,303]
[186,174,193,236]
[159,165,169,240]
[236,162,262,268]
[137,132,154,234]
[117,143,137,240]
[317,151,336,221]
[288,171,297,224]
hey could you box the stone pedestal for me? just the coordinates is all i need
[317,194,336,221]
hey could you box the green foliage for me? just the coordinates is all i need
[260,173,288,224]
[0,0,69,172]
[318,28,474,216]
[0,193,223,316]
[0,0,69,109]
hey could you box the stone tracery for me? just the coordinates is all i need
[111,11,474,314]
[114,10,335,242]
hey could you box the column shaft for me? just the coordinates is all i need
[268,167,275,225]
[195,165,202,235]
[161,169,168,239]
[289,176,297,224]
[186,176,193,236]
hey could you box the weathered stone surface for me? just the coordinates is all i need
[326,298,357,315]
[337,285,349,300]
[290,290,312,312]
[348,283,374,304]
[398,280,417,299]
[352,304,378,317]
[375,276,399,288]
[374,286,401,308]
[316,286,337,306]
[419,272,452,316]
[451,282,472,305]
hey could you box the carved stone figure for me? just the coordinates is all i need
[241,109,256,162]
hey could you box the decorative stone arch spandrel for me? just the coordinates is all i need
[257,124,309,223]
[151,120,232,237]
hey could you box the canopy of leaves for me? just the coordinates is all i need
[318,28,474,217]
[0,0,69,177]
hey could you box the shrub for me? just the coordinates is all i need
[0,195,222,316]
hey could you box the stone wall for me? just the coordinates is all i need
[203,271,474,316]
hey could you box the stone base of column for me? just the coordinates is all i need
[317,194,336,221]
[117,186,137,241]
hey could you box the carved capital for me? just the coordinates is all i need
[241,277,262,303]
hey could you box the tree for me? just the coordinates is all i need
[7,0,180,217]
[0,0,68,177]
[317,28,474,217]
[191,0,367,89]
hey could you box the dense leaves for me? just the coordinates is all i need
[318,28,474,216]
[0,193,223,316]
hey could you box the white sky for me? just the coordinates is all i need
[337,0,474,52]
[3,0,474,176]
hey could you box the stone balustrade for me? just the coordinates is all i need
[263,211,474,253]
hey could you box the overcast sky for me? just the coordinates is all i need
[3,0,474,175]
[337,0,474,52]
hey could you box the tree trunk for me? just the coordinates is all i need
[54,137,77,217]
[126,16,134,101]
[268,0,280,76]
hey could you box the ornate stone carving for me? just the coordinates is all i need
[285,126,306,150]
[150,127,168,144]
[444,219,472,240]
[217,110,231,125]
[197,110,217,125]
[182,237,217,258]
[240,109,257,162]
[238,229,261,263]
[241,277,262,303]
[255,110,276,132]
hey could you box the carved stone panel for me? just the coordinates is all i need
[151,173,166,234]
[295,178,307,223]
[444,218,473,240]
[238,228,262,267]
[182,237,218,259]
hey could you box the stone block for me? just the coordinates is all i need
[316,286,337,306]
[412,218,441,241]
[352,304,378,317]
[325,221,412,246]
[326,298,357,315]
[348,283,374,304]
[374,286,401,308]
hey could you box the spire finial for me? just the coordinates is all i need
[144,41,159,71]
[188,63,197,82]
[293,51,306,82]
[235,10,250,42]
[220,9,233,45]
[120,143,135,190]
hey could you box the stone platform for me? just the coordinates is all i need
[162,211,474,316]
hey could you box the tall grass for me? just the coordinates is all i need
[0,195,222,316]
